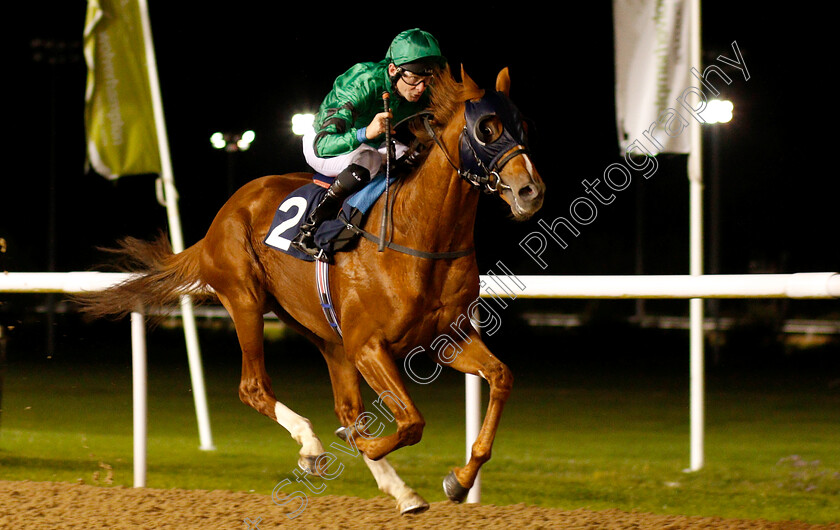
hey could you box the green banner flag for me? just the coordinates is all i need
[83,0,161,180]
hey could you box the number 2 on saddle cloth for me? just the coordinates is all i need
[263,172,396,262]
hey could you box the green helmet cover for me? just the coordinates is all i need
[386,29,445,70]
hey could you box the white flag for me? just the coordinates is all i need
[613,0,692,155]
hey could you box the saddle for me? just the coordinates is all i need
[264,113,432,261]
[263,173,394,261]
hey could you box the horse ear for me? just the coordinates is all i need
[461,64,480,92]
[496,67,511,96]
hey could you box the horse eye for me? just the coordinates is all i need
[474,115,503,145]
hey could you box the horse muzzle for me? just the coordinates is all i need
[498,153,544,220]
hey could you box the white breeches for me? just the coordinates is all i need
[302,131,408,177]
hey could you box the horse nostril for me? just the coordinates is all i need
[518,185,535,200]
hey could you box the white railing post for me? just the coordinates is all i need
[465,373,482,503]
[130,307,147,487]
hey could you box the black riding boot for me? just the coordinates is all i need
[292,164,370,261]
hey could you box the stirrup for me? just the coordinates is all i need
[291,232,331,263]
[312,248,331,263]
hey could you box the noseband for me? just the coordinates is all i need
[423,90,530,194]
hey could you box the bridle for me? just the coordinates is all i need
[423,90,531,195]
[345,90,532,260]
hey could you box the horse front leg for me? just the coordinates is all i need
[436,335,513,503]
[322,343,428,515]
[347,336,426,461]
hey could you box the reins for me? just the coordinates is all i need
[343,89,529,260]
[339,110,477,261]
[345,222,475,259]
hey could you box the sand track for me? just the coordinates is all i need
[1,480,837,529]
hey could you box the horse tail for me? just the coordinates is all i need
[75,233,211,321]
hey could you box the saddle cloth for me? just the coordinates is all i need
[264,173,393,261]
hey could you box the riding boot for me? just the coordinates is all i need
[292,164,371,261]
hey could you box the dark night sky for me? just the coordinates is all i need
[5,3,838,280]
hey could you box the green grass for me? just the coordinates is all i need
[1,334,839,524]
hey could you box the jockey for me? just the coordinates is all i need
[292,28,447,261]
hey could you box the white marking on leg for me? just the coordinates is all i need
[274,401,324,456]
[363,455,411,498]
[364,455,428,513]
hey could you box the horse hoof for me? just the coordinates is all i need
[442,471,470,503]
[334,425,353,442]
[397,491,429,515]
[297,454,326,477]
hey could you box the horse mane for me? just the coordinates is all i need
[391,66,486,229]
[411,65,484,142]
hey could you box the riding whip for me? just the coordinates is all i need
[378,92,392,252]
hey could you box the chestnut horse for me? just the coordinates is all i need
[79,66,544,514]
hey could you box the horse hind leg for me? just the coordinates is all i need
[273,401,326,475]
[221,293,326,475]
[364,456,428,515]
[323,343,428,515]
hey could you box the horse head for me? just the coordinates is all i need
[459,66,545,220]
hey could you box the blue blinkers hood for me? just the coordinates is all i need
[459,90,530,183]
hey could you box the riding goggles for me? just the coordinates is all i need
[396,68,435,87]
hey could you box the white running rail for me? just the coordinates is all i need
[2,271,839,495]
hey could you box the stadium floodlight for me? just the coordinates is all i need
[292,113,315,136]
[237,130,256,151]
[210,130,256,152]
[701,99,733,124]
[210,132,227,150]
